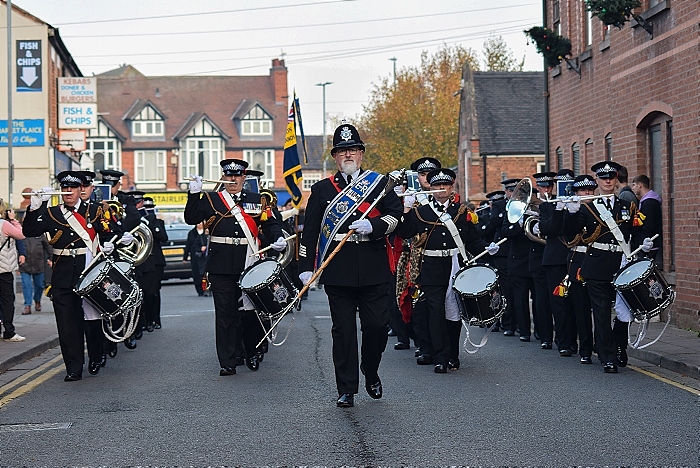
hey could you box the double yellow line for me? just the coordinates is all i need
[0,355,64,409]
[629,365,700,396]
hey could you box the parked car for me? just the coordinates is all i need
[162,224,192,281]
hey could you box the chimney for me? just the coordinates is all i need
[270,58,287,105]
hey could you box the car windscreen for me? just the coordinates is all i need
[166,226,191,242]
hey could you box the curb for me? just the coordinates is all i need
[0,335,60,374]
[628,347,700,381]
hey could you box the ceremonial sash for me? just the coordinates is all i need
[317,170,383,267]
[592,199,631,257]
[428,201,468,262]
[61,205,98,256]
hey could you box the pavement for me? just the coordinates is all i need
[1,286,699,380]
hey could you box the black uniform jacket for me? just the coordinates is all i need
[114,191,142,232]
[396,199,486,287]
[136,211,168,272]
[298,170,402,287]
[538,203,570,267]
[184,189,282,276]
[565,197,644,281]
[480,199,510,258]
[22,200,117,289]
[501,218,531,277]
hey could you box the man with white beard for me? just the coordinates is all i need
[298,123,403,408]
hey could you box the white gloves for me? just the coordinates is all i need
[641,237,654,253]
[567,196,581,214]
[402,189,416,209]
[30,187,54,211]
[532,222,541,236]
[189,175,203,194]
[271,236,287,252]
[119,231,134,246]
[349,219,373,235]
[102,242,115,255]
[299,271,313,285]
[518,217,524,227]
[393,186,404,195]
[556,200,567,211]
[486,242,500,255]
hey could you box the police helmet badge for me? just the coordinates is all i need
[339,126,353,142]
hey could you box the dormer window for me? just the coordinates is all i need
[240,105,272,136]
[132,120,164,136]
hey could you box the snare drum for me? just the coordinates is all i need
[74,257,142,319]
[239,258,299,322]
[612,258,675,321]
[452,264,506,327]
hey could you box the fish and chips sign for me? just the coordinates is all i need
[58,78,98,129]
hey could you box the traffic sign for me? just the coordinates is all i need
[58,103,97,129]
[16,40,42,92]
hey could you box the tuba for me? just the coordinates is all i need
[119,221,154,266]
[506,177,546,244]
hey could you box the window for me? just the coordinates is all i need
[182,138,223,181]
[553,0,561,36]
[605,133,612,160]
[666,121,675,271]
[571,143,580,176]
[84,139,120,173]
[240,105,273,136]
[556,147,563,170]
[649,124,664,267]
[132,120,164,137]
[584,139,593,174]
[135,150,166,183]
[302,173,321,190]
[585,9,593,47]
[243,149,275,186]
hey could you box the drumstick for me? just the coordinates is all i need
[249,234,297,257]
[466,237,508,265]
[183,177,238,184]
[627,233,659,259]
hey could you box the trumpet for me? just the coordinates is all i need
[22,190,73,195]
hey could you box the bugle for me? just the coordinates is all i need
[22,190,72,195]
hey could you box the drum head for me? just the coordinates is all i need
[115,262,131,273]
[77,261,110,289]
[240,259,279,289]
[454,265,497,294]
[613,259,652,287]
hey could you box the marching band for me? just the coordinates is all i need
[19,124,671,411]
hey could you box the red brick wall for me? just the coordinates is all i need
[270,59,287,105]
[465,155,543,202]
[546,0,699,328]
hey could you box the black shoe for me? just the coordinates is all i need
[134,329,143,340]
[534,332,540,341]
[541,342,552,349]
[603,362,618,373]
[337,393,354,407]
[88,361,100,375]
[154,323,162,330]
[434,364,447,374]
[448,359,460,371]
[365,377,382,399]
[416,354,433,365]
[220,366,236,376]
[519,336,531,342]
[616,347,628,367]
[387,328,397,337]
[64,373,81,382]
[559,349,572,357]
[108,348,118,358]
[146,323,155,333]
[580,356,593,364]
[503,330,515,336]
[124,336,137,349]
[414,349,422,357]
[394,342,410,350]
[100,353,107,367]
[245,355,260,371]
[256,351,264,363]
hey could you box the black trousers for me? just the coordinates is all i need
[84,319,104,364]
[511,275,533,338]
[240,309,265,357]
[412,296,431,355]
[570,280,593,358]
[491,257,515,332]
[545,265,576,351]
[532,268,552,343]
[446,319,462,362]
[585,279,616,364]
[52,288,87,376]
[388,278,411,345]
[0,272,16,339]
[137,269,159,326]
[209,273,243,368]
[154,265,164,326]
[324,283,389,395]
[422,285,451,366]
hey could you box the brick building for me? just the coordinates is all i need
[85,60,289,201]
[544,0,698,327]
[456,68,546,202]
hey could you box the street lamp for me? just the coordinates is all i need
[389,57,397,86]
[315,81,332,178]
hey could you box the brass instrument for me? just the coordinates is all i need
[119,222,154,266]
[505,177,545,245]
[259,188,296,268]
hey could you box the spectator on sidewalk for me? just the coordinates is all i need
[0,201,27,342]
[617,166,638,206]
[184,222,209,296]
[19,232,52,315]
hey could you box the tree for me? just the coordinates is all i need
[358,44,479,174]
[482,35,525,71]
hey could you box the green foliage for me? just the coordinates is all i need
[358,44,479,174]
[585,0,641,28]
[483,36,525,71]
[524,26,572,68]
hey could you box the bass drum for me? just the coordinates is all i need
[74,257,142,319]
[239,257,299,322]
[452,264,506,327]
[613,258,675,321]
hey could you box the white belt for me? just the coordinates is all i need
[423,248,458,257]
[53,247,88,257]
[209,236,249,245]
[333,233,370,243]
[572,245,587,253]
[591,242,623,253]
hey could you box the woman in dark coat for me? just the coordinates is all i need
[184,222,208,296]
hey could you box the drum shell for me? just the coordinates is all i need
[74,258,141,318]
[613,258,675,321]
[452,264,506,327]
[239,258,299,321]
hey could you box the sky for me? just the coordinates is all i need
[14,0,544,135]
